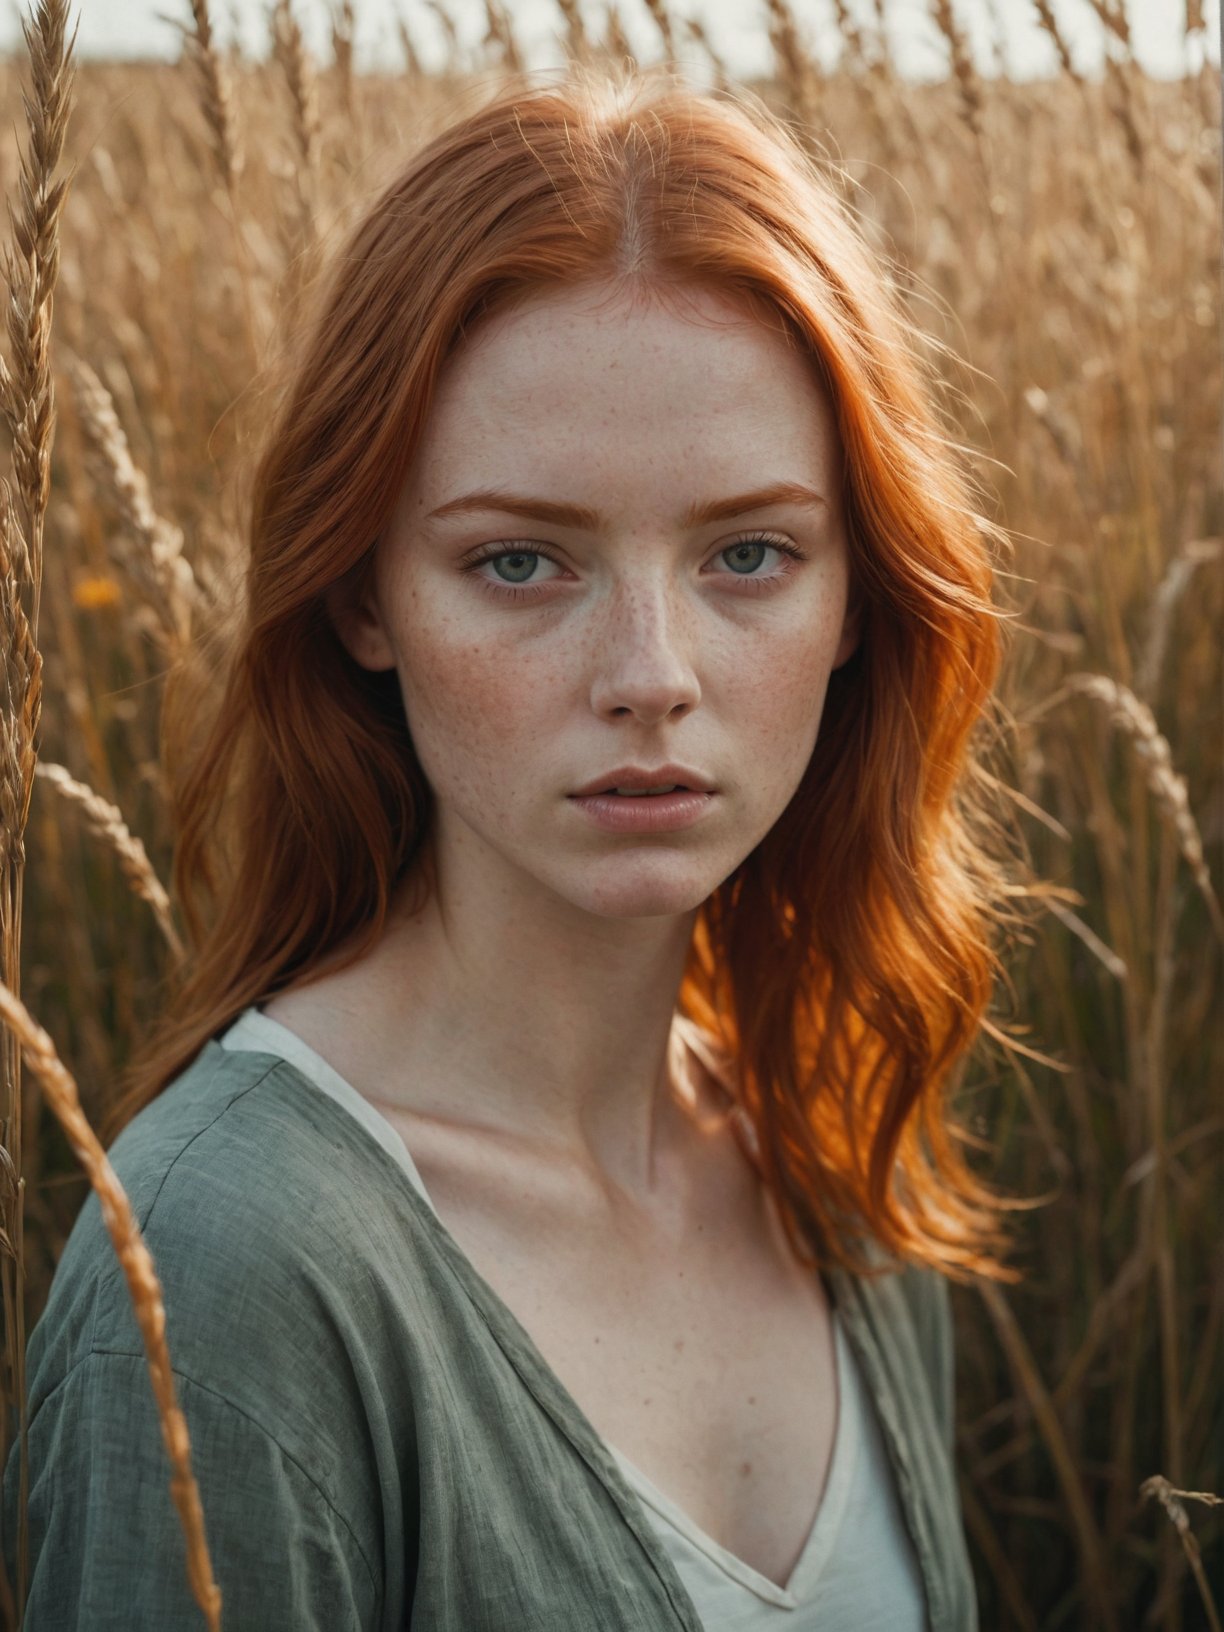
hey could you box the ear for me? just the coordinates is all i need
[325,559,398,674]
[832,580,864,671]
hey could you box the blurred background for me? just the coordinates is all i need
[3,0,1219,78]
[0,1,1220,1627]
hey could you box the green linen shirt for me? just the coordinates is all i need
[2,1037,979,1629]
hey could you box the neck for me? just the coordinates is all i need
[328,848,732,1208]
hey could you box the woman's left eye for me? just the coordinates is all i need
[710,537,804,582]
[461,534,806,602]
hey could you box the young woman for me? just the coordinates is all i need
[5,66,1029,1630]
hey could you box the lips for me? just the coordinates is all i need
[603,785,684,795]
[570,764,715,798]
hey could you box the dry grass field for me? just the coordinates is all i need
[0,0,1219,1627]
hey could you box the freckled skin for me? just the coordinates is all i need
[323,276,862,1192]
[278,289,854,1555]
[338,279,859,927]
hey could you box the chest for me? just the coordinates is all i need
[400,1123,839,1593]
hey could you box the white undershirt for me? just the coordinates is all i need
[220,1006,927,1628]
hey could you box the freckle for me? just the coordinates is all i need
[674,1339,685,1352]
[748,1395,756,1405]
[643,1398,652,1406]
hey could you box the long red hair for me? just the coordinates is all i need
[102,65,1039,1284]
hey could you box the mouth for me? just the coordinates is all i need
[596,785,690,797]
[569,765,716,799]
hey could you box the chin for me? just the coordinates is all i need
[554,859,725,921]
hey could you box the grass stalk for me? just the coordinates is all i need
[0,981,221,1629]
[0,0,77,1618]
[1139,1477,1222,1632]
[978,1278,1120,1631]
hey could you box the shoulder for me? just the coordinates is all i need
[830,1232,952,1335]
[4,1345,383,1627]
[26,1038,422,1459]
[6,1039,420,1623]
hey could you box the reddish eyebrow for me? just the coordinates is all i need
[425,481,828,529]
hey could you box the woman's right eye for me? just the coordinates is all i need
[460,547,566,601]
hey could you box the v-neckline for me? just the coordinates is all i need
[604,1305,859,1606]
[216,1010,927,1626]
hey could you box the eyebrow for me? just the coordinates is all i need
[425,480,828,530]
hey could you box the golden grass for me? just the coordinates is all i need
[0,0,1219,1626]
[0,977,220,1627]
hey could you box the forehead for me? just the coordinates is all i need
[410,281,840,492]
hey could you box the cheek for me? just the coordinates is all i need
[396,615,559,794]
[738,632,837,754]
[720,596,848,779]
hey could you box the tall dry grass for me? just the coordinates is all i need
[0,0,1219,1627]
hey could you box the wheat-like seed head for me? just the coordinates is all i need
[422,0,461,61]
[640,0,676,63]
[553,0,592,66]
[395,8,424,78]
[0,707,28,885]
[481,0,506,52]
[867,0,892,70]
[482,0,525,76]
[33,762,182,957]
[1031,0,1082,82]
[1141,1475,1224,1524]
[830,0,869,72]
[330,0,356,121]
[0,482,40,880]
[1139,1475,1223,1613]
[1063,673,1223,941]
[66,354,198,649]
[1135,538,1222,704]
[683,16,729,88]
[0,6,74,1317]
[271,0,321,179]
[1105,55,1146,172]
[930,0,983,138]
[185,0,244,190]
[0,977,220,1627]
[1083,0,1132,50]
[1,0,77,656]
[604,2,636,69]
[763,0,821,142]
[10,0,77,320]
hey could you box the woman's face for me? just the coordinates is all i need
[334,279,861,922]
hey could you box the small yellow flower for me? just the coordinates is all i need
[72,575,122,611]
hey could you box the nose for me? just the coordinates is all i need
[587,573,701,723]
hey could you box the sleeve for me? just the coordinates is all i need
[5,1348,381,1631]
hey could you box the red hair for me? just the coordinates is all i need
[102,65,1038,1284]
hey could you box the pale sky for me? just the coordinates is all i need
[2,0,1219,81]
